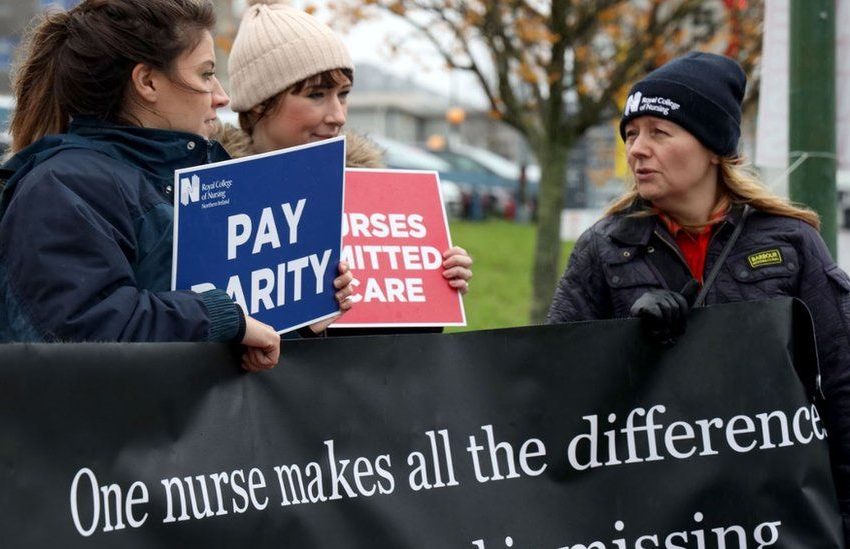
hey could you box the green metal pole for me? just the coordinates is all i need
[789,0,836,256]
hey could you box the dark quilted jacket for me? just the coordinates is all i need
[547,205,850,538]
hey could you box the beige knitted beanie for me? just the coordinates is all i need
[228,0,354,112]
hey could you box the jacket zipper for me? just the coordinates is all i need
[700,220,729,278]
[652,218,731,283]
[653,229,691,273]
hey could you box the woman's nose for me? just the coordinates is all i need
[324,97,346,126]
[628,134,650,158]
[211,78,229,109]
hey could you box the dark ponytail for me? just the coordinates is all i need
[9,0,216,153]
[10,11,70,152]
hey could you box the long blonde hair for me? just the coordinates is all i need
[605,156,820,230]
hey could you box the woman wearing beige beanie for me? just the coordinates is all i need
[218,0,473,334]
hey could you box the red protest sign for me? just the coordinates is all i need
[333,169,466,327]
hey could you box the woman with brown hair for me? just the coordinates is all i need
[217,0,473,335]
[546,52,850,542]
[0,0,353,370]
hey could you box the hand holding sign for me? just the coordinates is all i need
[441,246,473,295]
[305,262,355,334]
[240,316,280,372]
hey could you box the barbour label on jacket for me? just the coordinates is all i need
[747,249,783,269]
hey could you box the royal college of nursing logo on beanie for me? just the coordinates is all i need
[624,91,681,118]
[624,91,642,116]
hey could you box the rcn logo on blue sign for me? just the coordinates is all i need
[180,175,200,206]
[172,137,346,334]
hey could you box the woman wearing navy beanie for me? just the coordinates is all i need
[547,51,850,541]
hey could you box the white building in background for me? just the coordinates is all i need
[345,63,525,162]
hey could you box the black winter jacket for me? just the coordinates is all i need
[547,205,850,537]
[0,117,242,342]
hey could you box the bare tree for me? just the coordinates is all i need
[333,0,763,322]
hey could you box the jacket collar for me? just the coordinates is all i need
[3,117,230,180]
[608,199,746,246]
[0,117,231,218]
[608,201,655,246]
[67,116,230,181]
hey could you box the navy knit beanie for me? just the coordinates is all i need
[619,52,746,157]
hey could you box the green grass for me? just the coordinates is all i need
[447,220,574,332]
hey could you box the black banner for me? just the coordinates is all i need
[0,298,843,548]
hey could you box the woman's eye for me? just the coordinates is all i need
[339,90,350,101]
[203,72,215,80]
[308,91,325,99]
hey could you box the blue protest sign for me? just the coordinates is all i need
[172,137,345,334]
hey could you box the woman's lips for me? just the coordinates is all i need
[634,168,657,181]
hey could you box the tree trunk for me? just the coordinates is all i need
[529,140,569,323]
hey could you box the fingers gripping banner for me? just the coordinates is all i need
[0,299,843,547]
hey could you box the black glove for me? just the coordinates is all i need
[630,280,699,345]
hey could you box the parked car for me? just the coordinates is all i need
[368,134,465,219]
[428,142,538,220]
[436,142,534,183]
